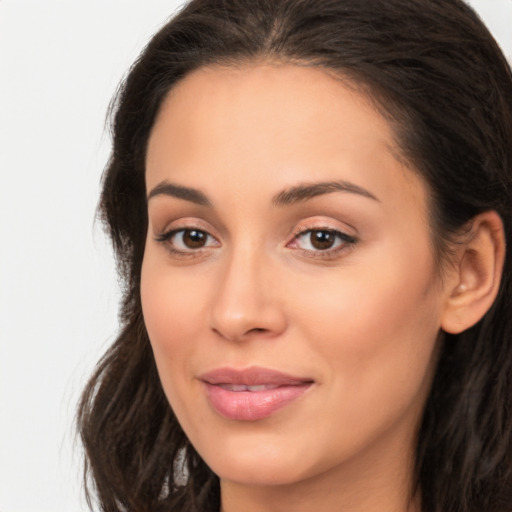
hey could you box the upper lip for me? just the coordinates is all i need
[199,366,314,386]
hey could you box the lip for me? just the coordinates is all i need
[199,366,314,421]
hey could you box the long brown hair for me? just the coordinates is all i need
[78,1,512,511]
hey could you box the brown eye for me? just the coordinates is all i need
[182,229,208,248]
[309,230,337,250]
[290,228,357,256]
[155,228,219,253]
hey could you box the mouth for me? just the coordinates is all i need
[216,383,282,392]
[199,367,314,421]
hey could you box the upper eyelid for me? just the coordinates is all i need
[153,216,357,243]
[290,228,357,246]
[155,217,220,237]
[290,218,357,239]
[156,226,219,243]
[294,227,351,237]
[292,225,346,236]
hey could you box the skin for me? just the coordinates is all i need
[141,63,460,512]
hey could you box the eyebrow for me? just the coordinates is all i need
[272,180,379,206]
[147,181,212,206]
[147,179,379,207]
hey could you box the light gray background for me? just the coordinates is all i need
[1,1,511,511]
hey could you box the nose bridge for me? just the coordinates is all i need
[209,239,285,341]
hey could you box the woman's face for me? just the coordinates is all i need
[142,63,449,489]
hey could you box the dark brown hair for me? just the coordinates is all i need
[78,1,512,511]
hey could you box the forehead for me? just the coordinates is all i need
[146,62,426,214]
[148,62,396,162]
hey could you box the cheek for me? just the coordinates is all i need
[288,241,442,419]
[142,276,190,354]
[141,242,211,339]
[140,251,209,400]
[303,233,439,338]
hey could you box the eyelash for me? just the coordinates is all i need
[154,228,219,259]
[288,227,357,259]
[154,226,357,260]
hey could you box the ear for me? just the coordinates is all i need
[441,210,505,334]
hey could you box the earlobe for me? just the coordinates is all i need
[441,211,505,334]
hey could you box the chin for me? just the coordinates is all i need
[212,458,311,487]
[191,426,329,487]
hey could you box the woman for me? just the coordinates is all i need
[78,0,512,511]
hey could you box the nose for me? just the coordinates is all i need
[209,248,287,342]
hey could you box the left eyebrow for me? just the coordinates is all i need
[272,180,379,206]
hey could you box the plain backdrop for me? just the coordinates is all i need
[1,1,511,511]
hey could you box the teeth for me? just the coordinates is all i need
[230,385,248,392]
[249,385,267,391]
[219,384,280,392]
[248,385,275,391]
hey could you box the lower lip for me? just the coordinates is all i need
[203,383,312,421]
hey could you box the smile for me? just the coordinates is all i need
[199,367,314,421]
[218,384,280,392]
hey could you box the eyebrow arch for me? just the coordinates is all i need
[147,181,212,207]
[272,180,379,206]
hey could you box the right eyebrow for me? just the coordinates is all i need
[147,181,212,207]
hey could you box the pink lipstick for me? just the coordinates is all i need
[199,367,313,421]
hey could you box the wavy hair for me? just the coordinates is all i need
[77,1,512,511]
